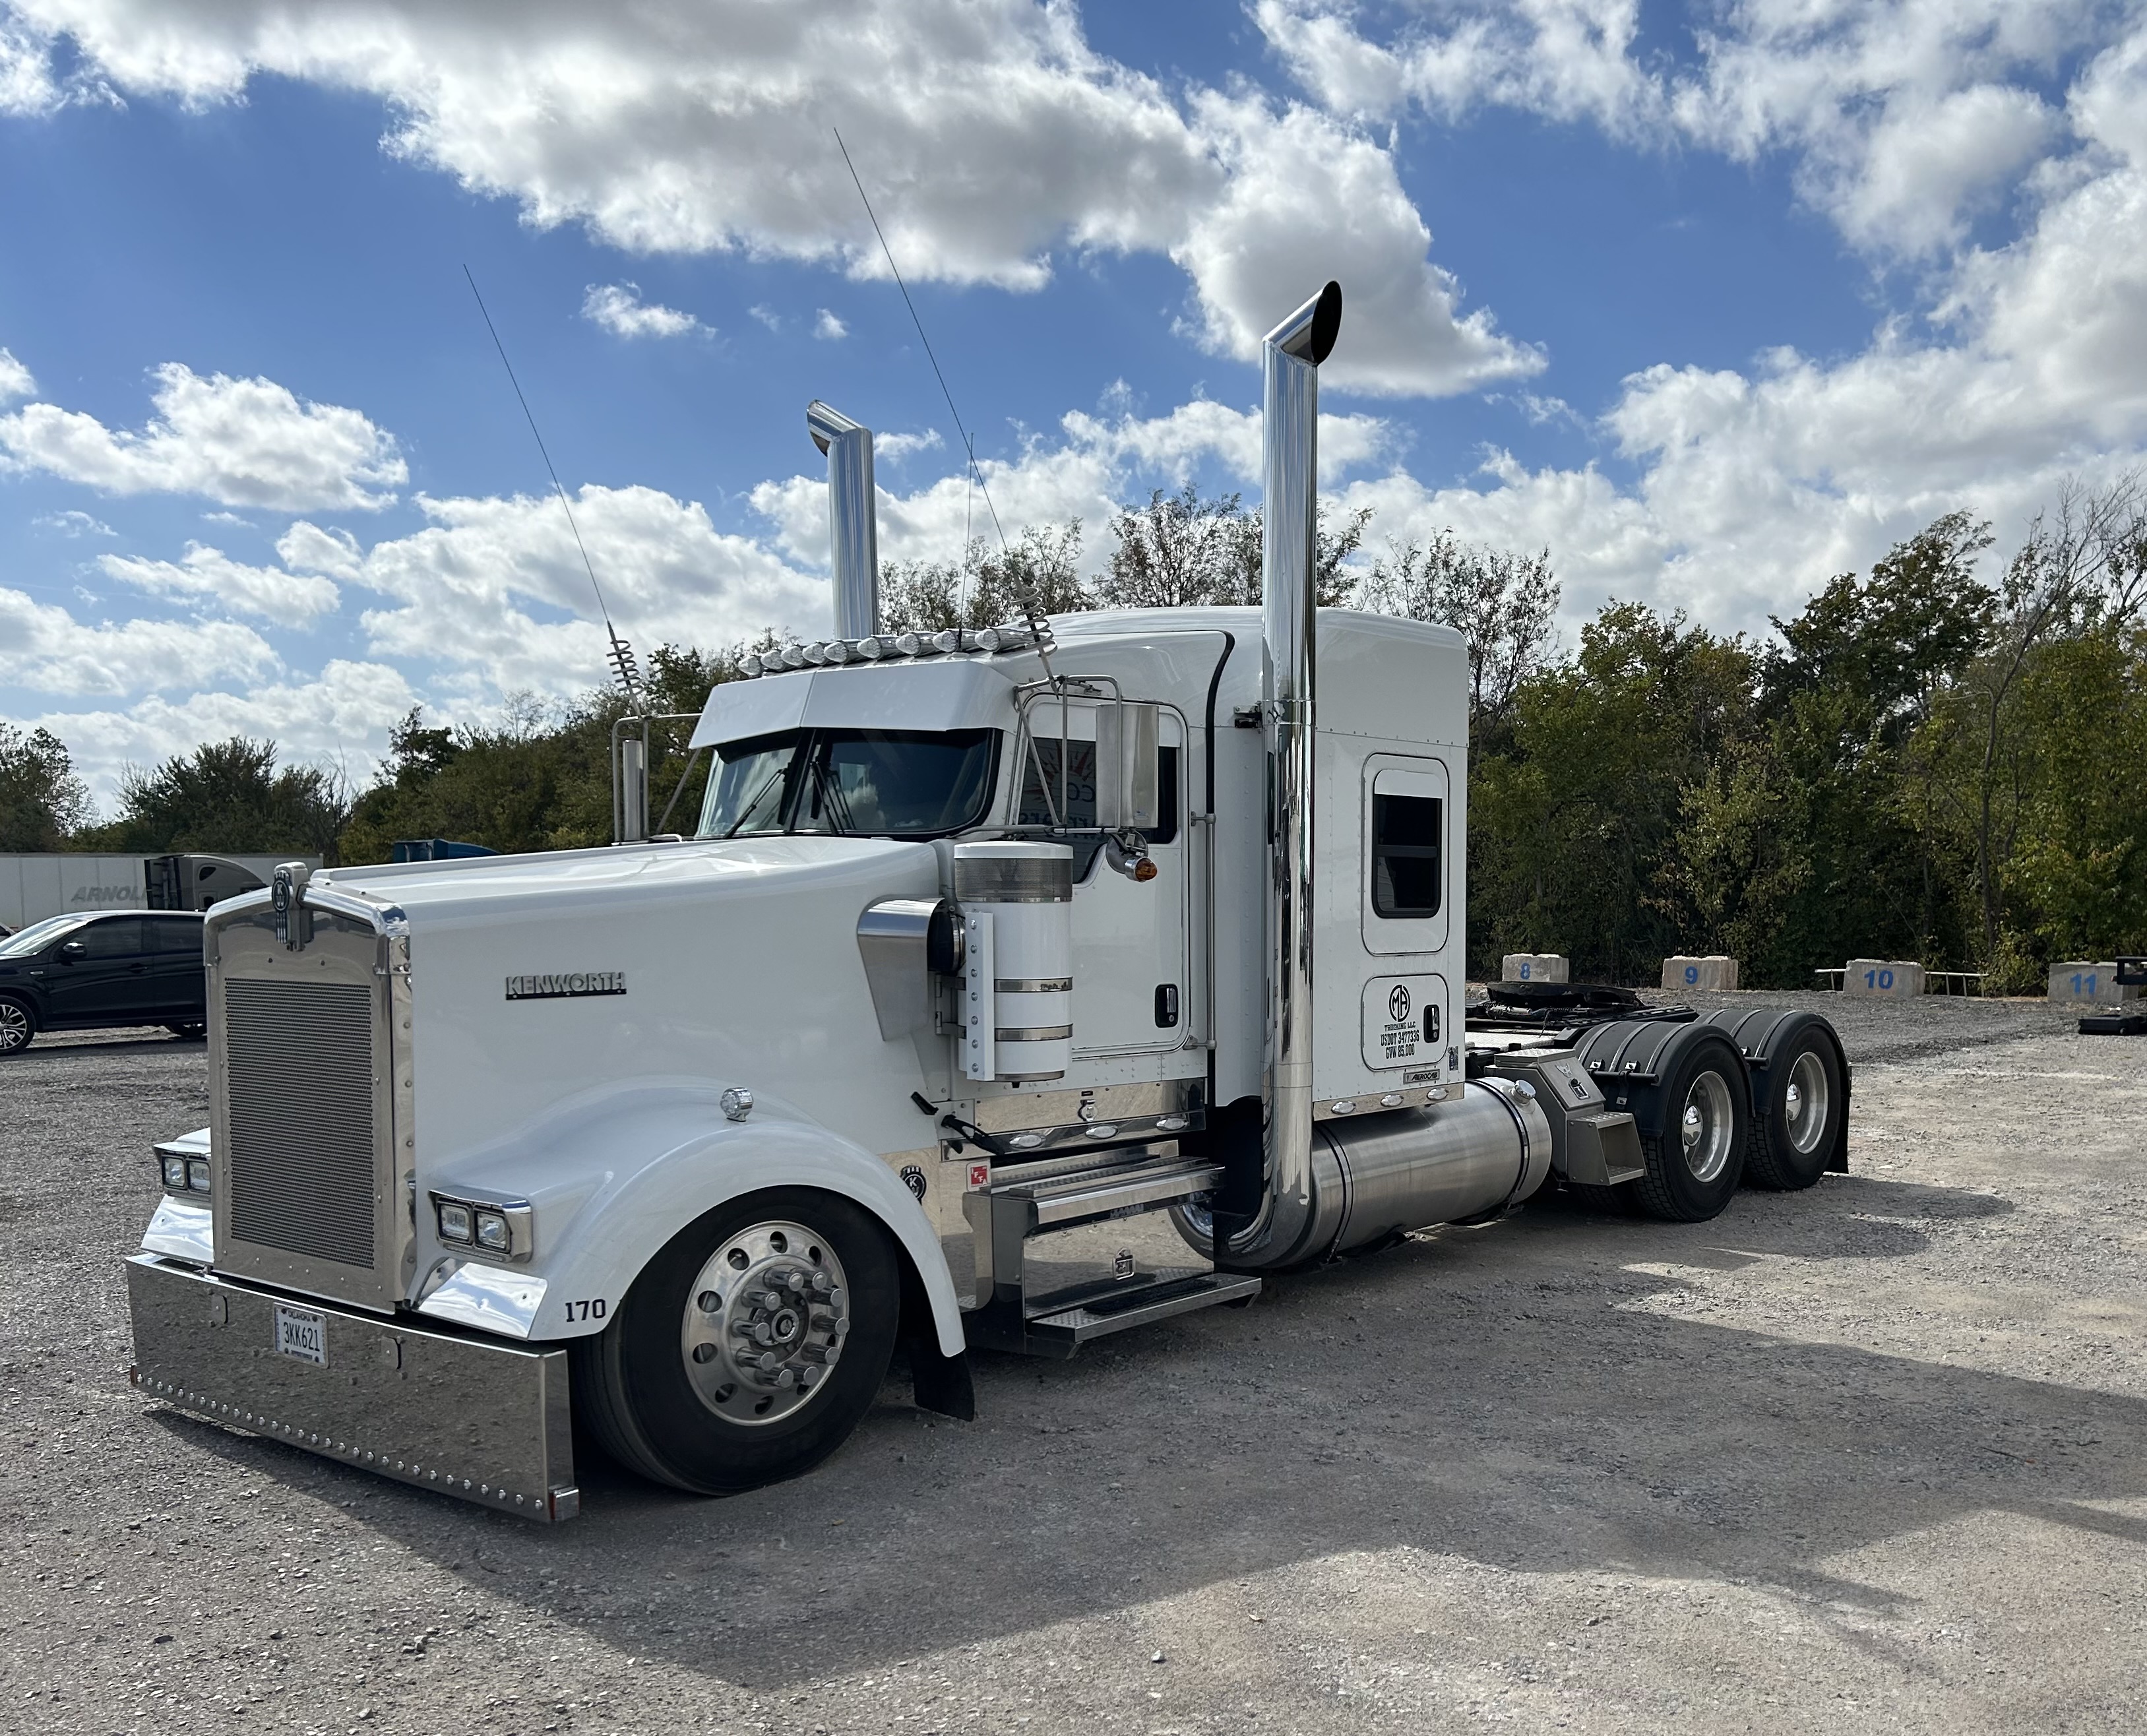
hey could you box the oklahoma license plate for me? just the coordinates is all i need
[274,1302,328,1367]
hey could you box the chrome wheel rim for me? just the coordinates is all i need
[679,1220,850,1427]
[1680,1069,1735,1185]
[1784,1051,1829,1156]
[0,1003,28,1051]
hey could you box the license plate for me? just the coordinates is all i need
[274,1302,328,1367]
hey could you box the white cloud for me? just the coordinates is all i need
[32,507,113,536]
[581,282,707,340]
[15,659,419,807]
[344,485,826,695]
[1260,0,2109,263]
[0,361,406,509]
[873,429,944,463]
[814,308,847,341]
[0,345,34,402]
[749,304,783,331]
[276,520,363,580]
[0,585,278,695]
[5,0,1534,399]
[754,388,1394,575]
[100,542,342,623]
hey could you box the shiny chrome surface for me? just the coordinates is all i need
[128,1254,576,1522]
[1318,1081,1549,1257]
[141,1194,214,1264]
[1229,280,1342,1270]
[1682,1067,1736,1183]
[951,853,1073,904]
[807,400,879,638]
[1785,1051,1829,1156]
[856,896,944,1041]
[415,1260,549,1338]
[972,1077,1202,1136]
[208,896,414,1314]
[679,1219,851,1427]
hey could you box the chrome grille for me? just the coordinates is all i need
[224,978,377,1268]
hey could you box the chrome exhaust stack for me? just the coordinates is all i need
[808,400,879,639]
[1224,280,1342,1270]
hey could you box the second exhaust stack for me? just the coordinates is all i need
[808,400,879,639]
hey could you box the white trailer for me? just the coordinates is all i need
[124,285,1850,1519]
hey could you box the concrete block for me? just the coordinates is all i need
[1501,954,1569,985]
[2048,962,2144,1006]
[1663,955,1739,991]
[1845,959,1924,997]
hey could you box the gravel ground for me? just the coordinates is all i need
[5,995,2144,1735]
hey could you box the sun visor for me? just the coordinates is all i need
[690,659,1017,749]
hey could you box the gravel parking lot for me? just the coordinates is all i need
[4,992,2144,1735]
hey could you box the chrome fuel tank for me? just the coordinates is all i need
[1319,1079,1551,1257]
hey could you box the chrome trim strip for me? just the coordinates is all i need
[953,856,1073,903]
[995,1025,1074,1043]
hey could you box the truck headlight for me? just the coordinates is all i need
[437,1201,473,1244]
[162,1155,190,1191]
[186,1159,211,1194]
[474,1210,511,1253]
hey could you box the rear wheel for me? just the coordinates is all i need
[1633,1032,1748,1222]
[0,998,36,1055]
[572,1189,900,1495]
[1744,1030,1841,1190]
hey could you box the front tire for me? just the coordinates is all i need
[572,1188,901,1495]
[1632,1032,1748,1222]
[0,998,36,1055]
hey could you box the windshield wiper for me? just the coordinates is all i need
[720,763,789,838]
[806,753,857,834]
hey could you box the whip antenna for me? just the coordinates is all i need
[463,264,644,705]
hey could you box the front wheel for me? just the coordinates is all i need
[0,998,36,1055]
[1633,1032,1749,1222]
[571,1189,901,1495]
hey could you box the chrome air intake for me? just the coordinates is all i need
[808,400,879,640]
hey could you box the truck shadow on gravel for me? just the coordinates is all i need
[152,1167,2147,1689]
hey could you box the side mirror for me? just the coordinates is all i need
[1094,700,1160,831]
[58,941,86,962]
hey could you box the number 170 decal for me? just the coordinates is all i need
[564,1297,607,1322]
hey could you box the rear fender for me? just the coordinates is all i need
[1702,1007,1852,1173]
[419,1090,962,1353]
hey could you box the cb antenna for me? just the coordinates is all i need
[463,264,644,707]
[833,129,1056,669]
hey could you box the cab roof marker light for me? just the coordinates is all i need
[931,630,962,654]
[822,640,852,665]
[741,653,764,678]
[894,632,925,657]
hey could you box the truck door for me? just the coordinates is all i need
[1016,709,1191,1059]
[44,915,150,1026]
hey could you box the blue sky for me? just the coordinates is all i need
[3,0,2145,805]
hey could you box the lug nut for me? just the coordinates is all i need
[753,1321,774,1344]
[776,1368,796,1388]
[784,1271,807,1292]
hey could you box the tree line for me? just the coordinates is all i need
[4,476,2141,989]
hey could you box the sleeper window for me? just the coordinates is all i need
[1371,793,1443,918]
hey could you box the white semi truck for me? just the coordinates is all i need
[125,285,1850,1520]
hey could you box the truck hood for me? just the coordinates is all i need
[311,835,938,931]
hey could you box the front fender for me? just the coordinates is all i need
[419,1092,963,1355]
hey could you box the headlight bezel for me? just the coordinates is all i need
[429,1192,533,1262]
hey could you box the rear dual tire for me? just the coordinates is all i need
[1632,1032,1749,1222]
[571,1187,900,1496]
[1741,1027,1841,1191]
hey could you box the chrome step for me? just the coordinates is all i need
[1024,1270,1262,1349]
[989,1154,1222,1229]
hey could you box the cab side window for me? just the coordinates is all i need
[149,917,202,955]
[1371,793,1443,918]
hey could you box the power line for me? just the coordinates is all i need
[832,128,1009,557]
[462,264,642,701]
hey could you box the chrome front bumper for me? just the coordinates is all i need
[126,1255,578,1522]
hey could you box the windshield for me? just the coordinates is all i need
[697,729,997,840]
[0,915,88,958]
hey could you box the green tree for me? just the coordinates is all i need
[98,737,348,857]
[0,724,93,850]
[881,523,1088,632]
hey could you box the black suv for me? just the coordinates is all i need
[0,911,207,1055]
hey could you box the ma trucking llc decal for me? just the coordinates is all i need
[1362,975,1445,1071]
[505,971,627,1000]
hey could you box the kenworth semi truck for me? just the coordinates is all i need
[124,284,1850,1520]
